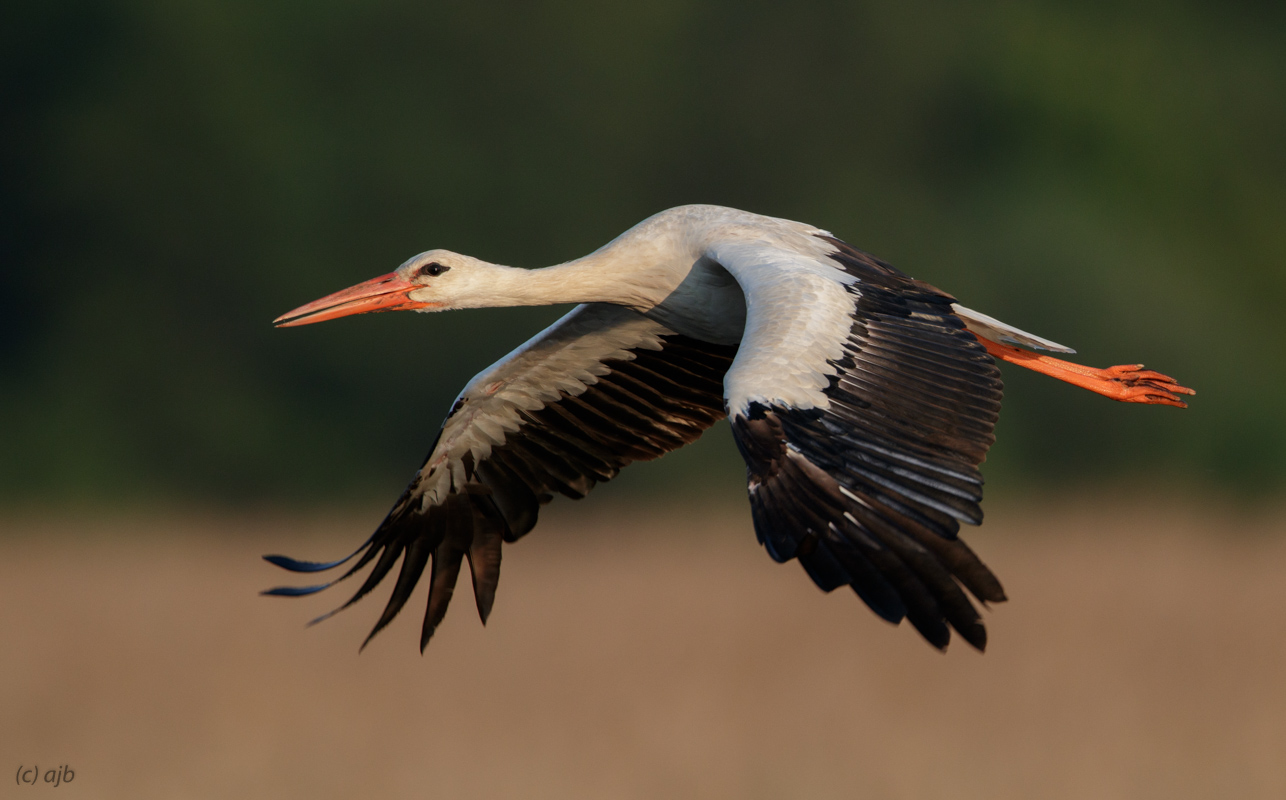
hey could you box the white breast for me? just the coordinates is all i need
[643,256,748,345]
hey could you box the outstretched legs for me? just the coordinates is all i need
[975,337,1195,408]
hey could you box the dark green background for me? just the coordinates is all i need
[4,0,1283,505]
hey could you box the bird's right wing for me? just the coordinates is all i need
[265,303,736,650]
[713,235,1008,651]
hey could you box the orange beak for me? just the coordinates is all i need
[273,272,434,327]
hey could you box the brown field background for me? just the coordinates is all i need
[3,496,1285,799]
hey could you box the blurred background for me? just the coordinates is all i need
[3,1,1285,798]
[5,0,1284,503]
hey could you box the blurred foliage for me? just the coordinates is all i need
[2,0,1283,505]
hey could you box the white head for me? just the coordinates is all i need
[273,249,509,327]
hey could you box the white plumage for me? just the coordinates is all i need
[266,205,1192,652]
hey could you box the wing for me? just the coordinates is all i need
[265,303,736,650]
[715,234,1008,651]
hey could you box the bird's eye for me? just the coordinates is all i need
[420,263,450,278]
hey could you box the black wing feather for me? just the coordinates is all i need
[266,310,737,651]
[730,236,1007,652]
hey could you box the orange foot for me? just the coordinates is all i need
[1092,363,1196,407]
[976,339,1195,408]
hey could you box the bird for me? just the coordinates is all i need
[264,204,1193,653]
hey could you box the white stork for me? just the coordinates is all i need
[265,205,1192,652]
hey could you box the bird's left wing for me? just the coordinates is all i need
[713,235,1008,651]
[265,303,736,650]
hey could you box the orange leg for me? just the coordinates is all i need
[974,336,1195,408]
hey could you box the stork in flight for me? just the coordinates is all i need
[265,205,1192,653]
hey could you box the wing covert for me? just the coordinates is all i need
[265,303,736,650]
[718,235,1008,651]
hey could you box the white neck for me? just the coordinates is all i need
[450,250,675,311]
